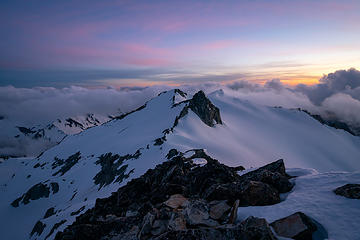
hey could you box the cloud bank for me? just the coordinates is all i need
[1,68,360,158]
[0,85,172,126]
[0,85,171,157]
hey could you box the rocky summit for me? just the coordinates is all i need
[55,149,297,240]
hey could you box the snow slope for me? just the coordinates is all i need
[0,89,359,240]
[0,90,188,240]
[168,89,360,172]
[237,169,360,240]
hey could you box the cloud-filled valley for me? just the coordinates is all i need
[1,68,360,158]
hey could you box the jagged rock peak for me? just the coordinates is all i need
[188,90,223,127]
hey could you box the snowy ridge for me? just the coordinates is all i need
[53,113,112,135]
[168,89,360,172]
[0,90,190,240]
[0,89,359,239]
[0,113,111,158]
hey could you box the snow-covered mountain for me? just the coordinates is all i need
[0,114,111,159]
[0,89,359,239]
[53,113,112,135]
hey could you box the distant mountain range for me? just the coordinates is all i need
[0,113,112,159]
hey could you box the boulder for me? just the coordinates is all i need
[334,184,360,199]
[168,212,187,231]
[164,194,188,209]
[138,212,156,237]
[183,199,218,227]
[239,159,293,193]
[203,182,242,202]
[239,217,277,240]
[209,200,231,220]
[270,212,317,240]
[153,217,277,240]
[240,181,280,206]
[151,219,168,236]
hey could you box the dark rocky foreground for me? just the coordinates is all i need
[55,150,323,240]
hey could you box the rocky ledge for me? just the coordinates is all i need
[55,150,324,240]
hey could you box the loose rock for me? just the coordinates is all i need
[334,184,360,199]
[164,194,188,209]
[55,151,295,240]
[209,200,231,220]
[270,212,317,240]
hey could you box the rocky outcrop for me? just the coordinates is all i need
[93,150,141,189]
[188,91,222,127]
[46,220,67,240]
[44,207,56,219]
[65,118,84,128]
[155,91,223,146]
[11,182,57,207]
[298,108,358,136]
[30,220,46,237]
[203,159,293,205]
[17,126,36,135]
[115,104,147,120]
[334,184,360,199]
[238,159,293,193]
[52,152,81,176]
[270,212,324,240]
[55,150,293,239]
[50,182,59,194]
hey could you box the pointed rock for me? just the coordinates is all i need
[188,90,222,127]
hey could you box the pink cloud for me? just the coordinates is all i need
[124,58,174,67]
[121,43,173,56]
[201,40,237,51]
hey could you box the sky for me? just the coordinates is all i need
[1,0,360,88]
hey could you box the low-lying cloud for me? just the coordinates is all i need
[1,68,360,158]
[0,85,172,125]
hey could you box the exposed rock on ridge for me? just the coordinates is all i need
[188,90,222,127]
[173,90,222,128]
[11,181,59,207]
[55,150,293,240]
[153,90,223,146]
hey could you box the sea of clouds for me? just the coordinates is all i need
[1,68,360,157]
